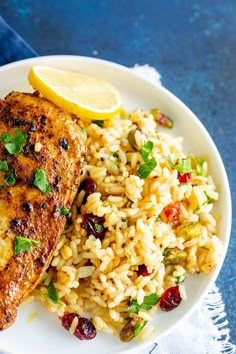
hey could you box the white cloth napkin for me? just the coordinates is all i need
[131,65,235,354]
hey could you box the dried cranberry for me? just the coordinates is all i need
[159,285,182,311]
[137,264,151,277]
[178,172,191,183]
[60,313,96,340]
[81,213,106,240]
[79,178,97,203]
[164,202,180,222]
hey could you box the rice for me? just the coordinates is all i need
[34,108,222,341]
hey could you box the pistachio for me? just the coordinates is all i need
[163,248,187,265]
[128,130,140,151]
[119,317,146,342]
[176,222,204,240]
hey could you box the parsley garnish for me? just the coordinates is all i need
[201,246,210,251]
[139,141,154,162]
[155,216,161,222]
[59,206,70,215]
[137,158,158,179]
[0,160,8,171]
[80,127,87,134]
[168,155,192,173]
[92,120,104,127]
[1,129,27,154]
[33,169,51,194]
[47,280,61,304]
[113,152,118,158]
[121,218,129,227]
[14,236,40,255]
[194,191,212,212]
[175,275,185,284]
[35,280,62,305]
[95,223,103,232]
[162,247,171,257]
[204,191,212,204]
[4,171,16,186]
[128,293,160,314]
[189,153,205,176]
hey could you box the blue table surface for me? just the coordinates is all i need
[0,0,235,345]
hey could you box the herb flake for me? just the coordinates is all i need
[80,127,87,134]
[92,120,104,127]
[139,141,154,162]
[0,160,8,171]
[128,293,160,314]
[168,155,192,173]
[1,129,27,154]
[4,171,16,186]
[113,152,119,158]
[33,169,51,194]
[137,157,157,179]
[15,236,40,255]
[59,206,70,215]
[35,280,62,305]
[95,223,103,232]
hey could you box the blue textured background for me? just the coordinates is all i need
[0,0,235,345]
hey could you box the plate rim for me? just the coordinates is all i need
[0,54,232,354]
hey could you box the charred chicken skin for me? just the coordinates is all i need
[0,91,86,330]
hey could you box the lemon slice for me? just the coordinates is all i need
[28,65,122,121]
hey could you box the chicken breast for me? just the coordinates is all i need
[0,91,86,330]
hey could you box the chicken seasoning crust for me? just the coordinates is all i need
[0,91,86,330]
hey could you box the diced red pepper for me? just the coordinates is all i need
[164,202,180,222]
[177,172,191,183]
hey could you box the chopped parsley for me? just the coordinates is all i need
[35,280,62,305]
[128,293,160,314]
[137,157,158,179]
[139,141,154,162]
[194,191,212,212]
[204,191,212,204]
[113,152,119,158]
[137,141,158,179]
[59,206,70,215]
[175,275,185,284]
[95,223,103,232]
[14,236,40,255]
[201,246,210,251]
[80,127,87,134]
[33,169,51,194]
[162,247,171,257]
[189,153,206,176]
[168,155,192,173]
[4,171,16,186]
[0,160,8,171]
[92,120,104,127]
[121,218,129,227]
[1,129,27,154]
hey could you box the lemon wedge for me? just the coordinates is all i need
[28,65,122,121]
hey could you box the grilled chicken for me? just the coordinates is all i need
[0,91,86,330]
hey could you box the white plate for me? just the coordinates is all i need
[0,55,232,354]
